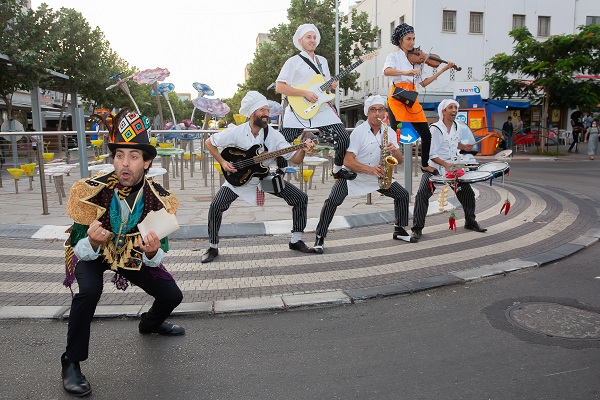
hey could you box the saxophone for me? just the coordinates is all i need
[378,118,398,190]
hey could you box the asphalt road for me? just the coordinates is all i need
[1,158,599,400]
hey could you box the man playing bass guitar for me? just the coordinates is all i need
[276,23,356,181]
[200,91,317,263]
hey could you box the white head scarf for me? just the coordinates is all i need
[437,99,459,120]
[363,95,386,115]
[293,24,320,51]
[239,91,269,118]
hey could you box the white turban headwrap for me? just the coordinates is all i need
[293,24,321,51]
[363,95,386,115]
[437,99,459,120]
[239,91,269,118]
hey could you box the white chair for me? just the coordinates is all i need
[558,130,571,145]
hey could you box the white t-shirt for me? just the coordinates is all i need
[210,123,296,205]
[428,121,460,174]
[346,121,399,196]
[277,51,341,129]
[382,50,427,85]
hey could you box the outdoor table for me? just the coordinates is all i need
[302,156,328,190]
[156,147,185,190]
[45,165,77,205]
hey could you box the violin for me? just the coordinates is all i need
[407,47,462,71]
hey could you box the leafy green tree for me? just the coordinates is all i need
[233,0,378,121]
[0,0,58,119]
[485,25,600,131]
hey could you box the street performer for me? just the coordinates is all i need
[276,23,356,181]
[200,91,317,263]
[411,99,487,240]
[61,109,184,397]
[384,23,456,174]
[313,95,416,254]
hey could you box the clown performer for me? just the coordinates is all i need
[383,23,456,174]
[60,109,185,397]
[410,99,487,241]
[313,95,417,254]
[200,91,317,263]
[275,23,356,181]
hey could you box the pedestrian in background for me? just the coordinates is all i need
[584,119,599,160]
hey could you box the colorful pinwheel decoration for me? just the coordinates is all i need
[192,97,230,129]
[190,82,215,122]
[133,67,170,128]
[267,100,283,119]
[106,73,140,114]
[151,82,177,128]
[193,82,214,97]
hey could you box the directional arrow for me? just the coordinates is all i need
[397,122,420,144]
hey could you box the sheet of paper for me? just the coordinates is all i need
[137,208,179,240]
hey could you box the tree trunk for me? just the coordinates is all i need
[542,88,551,148]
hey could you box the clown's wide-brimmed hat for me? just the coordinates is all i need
[96,108,156,159]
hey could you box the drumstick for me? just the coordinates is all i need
[473,133,497,144]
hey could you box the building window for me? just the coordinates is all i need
[538,16,550,37]
[399,15,405,25]
[443,10,456,33]
[390,21,396,37]
[470,12,483,34]
[586,16,600,26]
[512,14,525,30]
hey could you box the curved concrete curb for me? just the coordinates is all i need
[1,228,597,321]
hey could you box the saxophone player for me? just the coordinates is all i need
[313,95,416,254]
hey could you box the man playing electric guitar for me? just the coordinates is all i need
[276,23,356,181]
[200,91,317,263]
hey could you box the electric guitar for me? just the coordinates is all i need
[288,51,379,120]
[221,140,315,187]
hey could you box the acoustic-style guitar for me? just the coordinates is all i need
[287,51,379,120]
[221,140,315,187]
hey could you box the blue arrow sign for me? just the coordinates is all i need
[397,122,420,144]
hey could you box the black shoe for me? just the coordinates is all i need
[139,320,186,336]
[61,353,92,397]
[332,168,357,180]
[393,227,418,243]
[289,240,315,253]
[464,222,487,233]
[313,236,324,254]
[411,228,422,240]
[420,166,439,175]
[201,247,218,263]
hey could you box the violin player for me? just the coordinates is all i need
[383,23,457,174]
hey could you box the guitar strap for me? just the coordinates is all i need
[262,126,269,152]
[298,54,323,76]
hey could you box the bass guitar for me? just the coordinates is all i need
[221,140,314,187]
[288,51,379,120]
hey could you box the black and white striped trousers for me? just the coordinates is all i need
[280,123,349,167]
[412,172,477,231]
[315,179,410,238]
[207,184,308,245]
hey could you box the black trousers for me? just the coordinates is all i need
[387,107,431,168]
[315,179,410,238]
[66,259,183,361]
[207,184,308,245]
[412,172,477,231]
[279,123,350,167]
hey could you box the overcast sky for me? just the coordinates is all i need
[31,0,351,99]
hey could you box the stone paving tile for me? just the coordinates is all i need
[0,177,598,313]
